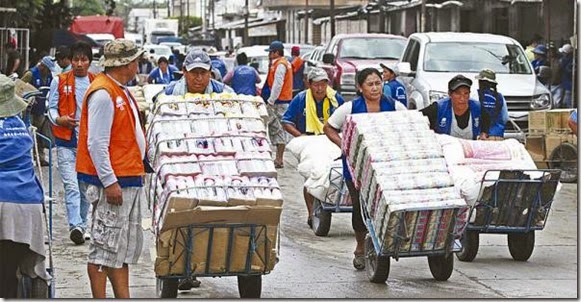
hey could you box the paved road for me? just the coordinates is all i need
[41,151,578,298]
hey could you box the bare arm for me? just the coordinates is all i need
[283,123,303,137]
[568,119,577,135]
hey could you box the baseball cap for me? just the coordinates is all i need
[379,63,397,75]
[308,67,329,82]
[559,43,573,54]
[448,74,472,91]
[184,49,211,71]
[291,46,300,55]
[265,41,284,52]
[475,68,497,84]
[532,44,547,55]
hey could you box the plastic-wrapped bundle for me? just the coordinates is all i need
[186,139,215,155]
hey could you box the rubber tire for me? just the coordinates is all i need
[365,235,390,283]
[456,230,480,262]
[156,278,178,298]
[237,275,262,298]
[428,254,454,281]
[548,143,578,183]
[312,198,332,237]
[507,232,535,261]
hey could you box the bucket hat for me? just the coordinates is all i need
[379,63,398,76]
[308,67,329,82]
[0,74,28,118]
[101,39,144,67]
[475,68,497,84]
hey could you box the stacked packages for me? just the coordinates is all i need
[148,93,281,275]
[343,111,468,254]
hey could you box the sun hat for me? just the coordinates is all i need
[101,39,144,67]
[475,68,497,84]
[0,74,28,118]
[448,74,473,91]
[307,67,329,82]
[184,49,212,71]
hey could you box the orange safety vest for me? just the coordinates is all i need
[51,71,96,142]
[291,56,304,73]
[76,74,145,179]
[267,56,293,102]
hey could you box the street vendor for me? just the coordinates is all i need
[75,39,147,298]
[420,74,490,140]
[282,67,345,227]
[164,49,233,95]
[323,68,406,271]
[0,74,51,298]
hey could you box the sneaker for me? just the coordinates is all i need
[70,227,85,245]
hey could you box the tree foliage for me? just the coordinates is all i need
[71,0,105,16]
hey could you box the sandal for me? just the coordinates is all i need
[353,254,365,270]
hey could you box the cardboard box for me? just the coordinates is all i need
[529,109,574,134]
[525,135,546,162]
[155,224,278,276]
[545,134,577,158]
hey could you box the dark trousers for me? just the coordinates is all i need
[0,240,29,298]
[345,179,368,233]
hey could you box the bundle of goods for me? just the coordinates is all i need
[148,93,281,275]
[343,111,468,254]
[437,134,559,228]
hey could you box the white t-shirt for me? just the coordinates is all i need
[327,100,407,131]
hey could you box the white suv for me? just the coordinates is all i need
[397,32,552,136]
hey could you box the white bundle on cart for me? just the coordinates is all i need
[343,111,469,254]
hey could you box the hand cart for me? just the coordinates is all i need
[311,165,353,236]
[360,195,467,283]
[456,169,561,262]
[155,222,277,298]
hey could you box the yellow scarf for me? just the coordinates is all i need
[305,86,338,135]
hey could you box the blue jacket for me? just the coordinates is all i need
[382,79,407,107]
[148,65,179,84]
[30,66,52,114]
[435,97,481,139]
[342,95,396,181]
[560,55,573,91]
[478,88,508,137]
[232,65,258,96]
[281,90,345,134]
[0,116,44,204]
[211,58,227,78]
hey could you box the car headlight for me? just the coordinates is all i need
[429,91,448,103]
[530,93,551,110]
[340,73,356,87]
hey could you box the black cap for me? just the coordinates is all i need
[448,74,472,91]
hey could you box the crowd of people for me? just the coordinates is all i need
[0,34,577,298]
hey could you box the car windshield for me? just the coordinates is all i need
[423,42,532,74]
[338,38,405,60]
[148,46,172,57]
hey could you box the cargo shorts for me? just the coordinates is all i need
[267,103,291,145]
[86,184,145,269]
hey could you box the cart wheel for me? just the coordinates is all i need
[312,198,332,237]
[428,253,454,281]
[548,143,577,183]
[365,235,390,283]
[156,277,178,298]
[456,230,479,262]
[237,275,262,298]
[507,232,535,261]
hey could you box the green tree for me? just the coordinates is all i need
[71,0,105,16]
[0,0,45,28]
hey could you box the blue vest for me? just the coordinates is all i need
[478,88,505,137]
[30,66,52,114]
[385,80,407,107]
[291,57,305,91]
[0,116,44,204]
[435,98,481,139]
[342,95,396,181]
[232,65,257,96]
[211,59,227,77]
[149,67,176,84]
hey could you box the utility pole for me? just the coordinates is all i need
[330,0,335,37]
[153,0,157,18]
[305,0,309,44]
[244,0,249,46]
[420,0,426,32]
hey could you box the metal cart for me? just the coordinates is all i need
[456,169,561,262]
[360,195,466,283]
[155,222,277,298]
[311,165,353,236]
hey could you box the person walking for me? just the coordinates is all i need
[531,44,548,76]
[420,74,490,140]
[75,39,147,298]
[223,52,261,96]
[47,42,96,245]
[3,42,21,77]
[380,62,407,107]
[0,74,51,298]
[208,47,227,78]
[282,67,344,226]
[290,46,306,97]
[547,45,563,106]
[54,46,72,74]
[323,68,406,270]
[264,40,294,169]
[558,43,574,108]
[475,69,508,140]
[147,56,179,84]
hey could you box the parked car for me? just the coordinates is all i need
[303,45,326,75]
[143,44,173,66]
[319,33,407,97]
[396,32,552,137]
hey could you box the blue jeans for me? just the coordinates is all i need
[56,146,89,230]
